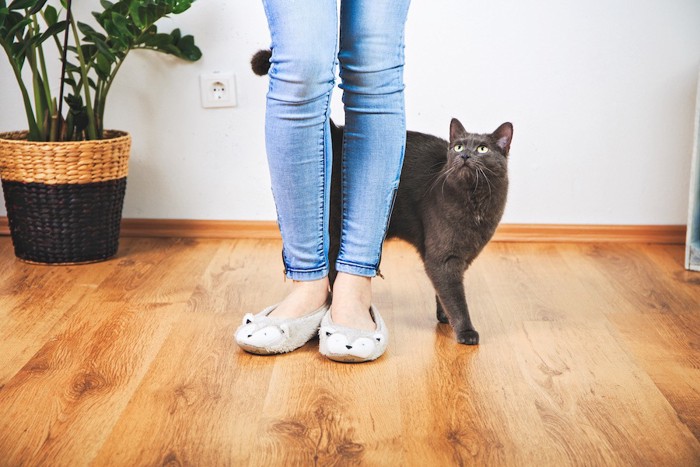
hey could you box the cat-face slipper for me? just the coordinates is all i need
[318,305,388,363]
[234,299,330,355]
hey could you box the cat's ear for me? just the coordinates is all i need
[450,118,468,142]
[492,122,513,155]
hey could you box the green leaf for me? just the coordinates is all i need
[27,0,47,15]
[176,34,200,61]
[128,1,143,28]
[43,4,56,25]
[77,21,103,40]
[8,0,36,11]
[90,34,116,61]
[65,62,81,73]
[110,11,131,39]
[100,0,114,10]
[141,32,170,48]
[4,15,31,41]
[11,41,26,68]
[13,26,40,56]
[94,52,111,79]
[172,0,192,15]
[37,19,66,46]
[0,7,9,31]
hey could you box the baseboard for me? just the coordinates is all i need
[492,224,686,244]
[119,218,282,239]
[0,216,687,244]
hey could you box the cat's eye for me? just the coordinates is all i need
[477,145,489,154]
[453,144,465,153]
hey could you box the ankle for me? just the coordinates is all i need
[332,273,371,301]
[292,276,330,295]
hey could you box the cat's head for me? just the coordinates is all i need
[446,118,513,182]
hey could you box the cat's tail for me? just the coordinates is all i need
[251,49,272,76]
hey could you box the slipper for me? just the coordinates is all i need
[234,298,330,355]
[318,304,388,363]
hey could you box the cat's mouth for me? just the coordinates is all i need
[456,157,476,174]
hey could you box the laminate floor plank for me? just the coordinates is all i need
[0,239,142,386]
[0,238,698,465]
[94,239,284,465]
[467,243,699,464]
[562,243,700,439]
[92,309,261,466]
[0,300,178,466]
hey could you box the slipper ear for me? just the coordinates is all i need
[242,313,255,325]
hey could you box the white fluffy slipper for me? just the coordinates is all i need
[234,299,330,355]
[318,304,388,363]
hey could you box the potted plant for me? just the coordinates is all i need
[0,0,201,263]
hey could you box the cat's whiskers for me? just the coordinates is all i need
[425,165,457,196]
[428,160,447,171]
[477,165,497,176]
[478,167,493,198]
[473,162,494,199]
[440,165,457,197]
[425,164,456,197]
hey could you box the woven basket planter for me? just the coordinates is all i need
[0,131,130,264]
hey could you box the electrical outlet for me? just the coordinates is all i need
[200,72,236,108]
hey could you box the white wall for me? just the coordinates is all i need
[1,0,699,225]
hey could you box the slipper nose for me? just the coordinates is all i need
[346,345,352,349]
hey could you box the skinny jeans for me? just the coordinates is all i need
[262,0,411,280]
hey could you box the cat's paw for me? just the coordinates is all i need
[456,329,479,346]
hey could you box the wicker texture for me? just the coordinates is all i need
[0,131,131,264]
[2,179,127,263]
[0,130,130,185]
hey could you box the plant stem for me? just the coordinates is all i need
[28,18,45,139]
[36,19,54,116]
[98,56,124,132]
[54,1,72,141]
[36,26,56,140]
[70,15,97,140]
[2,44,40,139]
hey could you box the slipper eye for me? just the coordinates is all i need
[326,331,333,337]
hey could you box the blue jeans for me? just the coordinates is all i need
[262,0,411,281]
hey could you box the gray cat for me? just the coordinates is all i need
[252,49,512,345]
[328,120,512,345]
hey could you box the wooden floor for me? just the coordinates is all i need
[0,236,698,466]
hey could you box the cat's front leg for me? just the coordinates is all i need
[424,256,479,345]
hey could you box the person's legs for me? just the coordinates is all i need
[262,0,338,317]
[332,0,411,329]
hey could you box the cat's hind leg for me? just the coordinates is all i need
[436,297,449,323]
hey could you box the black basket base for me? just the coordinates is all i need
[2,178,127,264]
